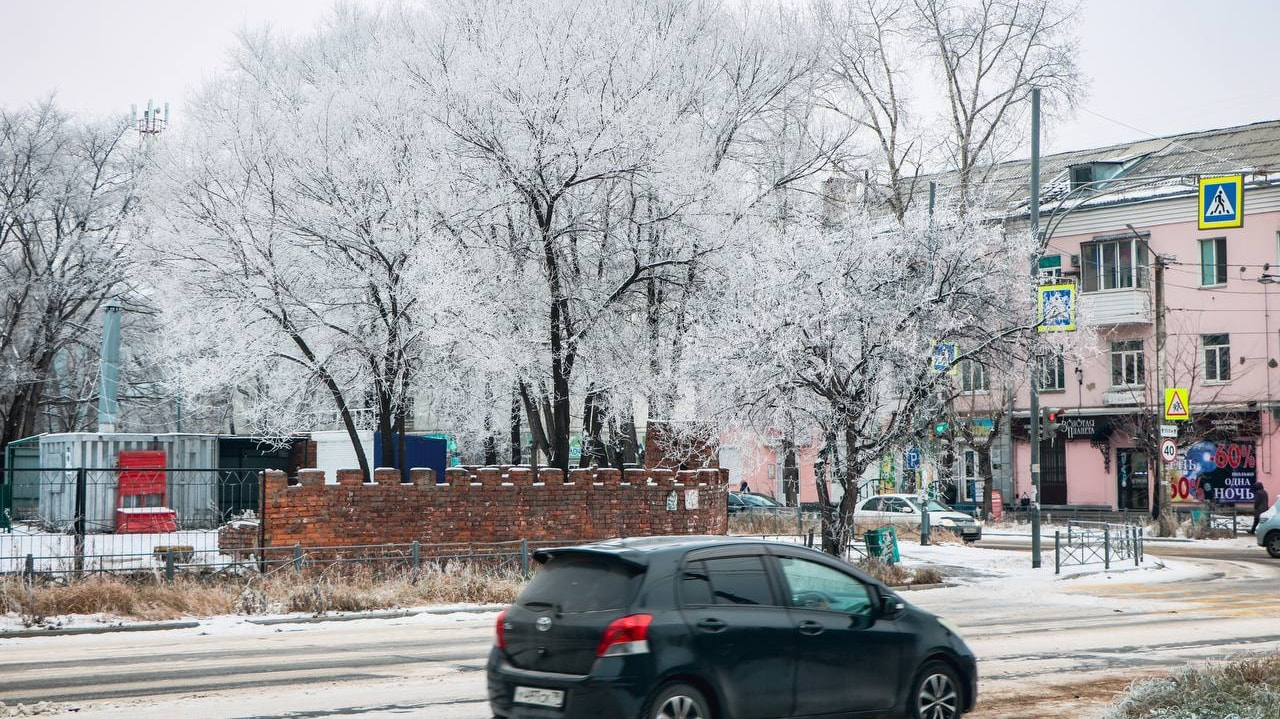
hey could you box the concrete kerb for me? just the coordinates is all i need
[0,620,201,639]
[245,603,499,626]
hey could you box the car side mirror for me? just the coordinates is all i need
[878,593,905,618]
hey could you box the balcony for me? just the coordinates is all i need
[1079,289,1152,326]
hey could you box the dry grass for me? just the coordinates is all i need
[1103,653,1280,718]
[0,575,239,625]
[1182,522,1238,540]
[728,512,821,536]
[0,563,526,627]
[857,559,946,587]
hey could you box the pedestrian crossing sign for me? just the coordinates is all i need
[1037,282,1076,332]
[1198,175,1243,230]
[1164,387,1190,421]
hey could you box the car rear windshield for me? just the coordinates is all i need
[520,554,642,613]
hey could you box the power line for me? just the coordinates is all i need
[1075,106,1252,169]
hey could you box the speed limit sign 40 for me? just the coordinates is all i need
[1160,438,1178,464]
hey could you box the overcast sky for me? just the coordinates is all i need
[3,0,1279,156]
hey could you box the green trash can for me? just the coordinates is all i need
[864,527,900,565]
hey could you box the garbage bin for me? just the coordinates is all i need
[864,527,900,565]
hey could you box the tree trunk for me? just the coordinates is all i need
[510,386,523,464]
[580,387,610,468]
[782,438,799,507]
[618,407,639,467]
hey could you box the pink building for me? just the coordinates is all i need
[991,121,1280,513]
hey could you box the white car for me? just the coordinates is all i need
[855,493,982,542]
[1255,503,1280,558]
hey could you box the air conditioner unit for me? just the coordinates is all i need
[1070,254,1080,268]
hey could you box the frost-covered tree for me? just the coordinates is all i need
[915,0,1083,201]
[815,0,1083,211]
[0,101,142,466]
[408,0,845,472]
[148,8,464,479]
[697,204,1037,555]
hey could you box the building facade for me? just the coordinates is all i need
[964,121,1280,512]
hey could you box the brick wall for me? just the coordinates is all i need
[256,465,728,550]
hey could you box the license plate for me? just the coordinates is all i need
[514,686,565,708]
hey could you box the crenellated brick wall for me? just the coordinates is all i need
[254,465,728,550]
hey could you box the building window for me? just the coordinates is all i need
[1199,238,1227,286]
[1037,355,1066,391]
[1110,339,1145,387]
[1203,334,1231,382]
[959,359,988,392]
[1082,238,1148,292]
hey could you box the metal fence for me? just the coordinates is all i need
[2,466,261,532]
[1005,505,1254,534]
[1174,506,1247,535]
[2,535,591,581]
[1054,521,1144,574]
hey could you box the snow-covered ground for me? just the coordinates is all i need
[0,524,226,574]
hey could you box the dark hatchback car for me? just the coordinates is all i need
[487,536,976,719]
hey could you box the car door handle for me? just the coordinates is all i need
[798,620,824,636]
[696,618,727,633]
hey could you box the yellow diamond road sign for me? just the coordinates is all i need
[1164,388,1190,421]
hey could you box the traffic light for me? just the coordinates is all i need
[1041,407,1064,439]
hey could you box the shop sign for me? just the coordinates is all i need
[1062,417,1097,440]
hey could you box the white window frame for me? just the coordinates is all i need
[1082,237,1148,293]
[1199,237,1227,287]
[959,359,989,393]
[1110,339,1145,388]
[1203,334,1231,382]
[1037,355,1066,392]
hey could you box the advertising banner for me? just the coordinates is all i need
[1169,440,1258,505]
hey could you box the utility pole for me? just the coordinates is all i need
[1153,251,1169,519]
[1028,89,1043,568]
[1125,224,1170,521]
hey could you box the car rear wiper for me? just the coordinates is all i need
[521,600,564,616]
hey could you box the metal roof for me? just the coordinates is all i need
[916,119,1280,214]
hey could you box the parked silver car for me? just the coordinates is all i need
[1255,503,1280,558]
[854,494,982,541]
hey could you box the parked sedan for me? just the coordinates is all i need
[855,494,983,542]
[488,536,977,719]
[727,491,787,515]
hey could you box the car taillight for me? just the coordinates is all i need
[495,609,508,649]
[596,614,653,657]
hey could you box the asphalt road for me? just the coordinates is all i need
[4,538,1277,718]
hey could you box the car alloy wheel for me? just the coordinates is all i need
[650,683,710,719]
[1267,531,1280,559]
[911,661,961,719]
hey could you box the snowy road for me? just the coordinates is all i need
[3,540,1278,718]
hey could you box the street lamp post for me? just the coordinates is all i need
[1123,224,1171,520]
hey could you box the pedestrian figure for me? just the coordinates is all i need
[738,479,750,493]
[1251,481,1270,533]
[1208,187,1232,216]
